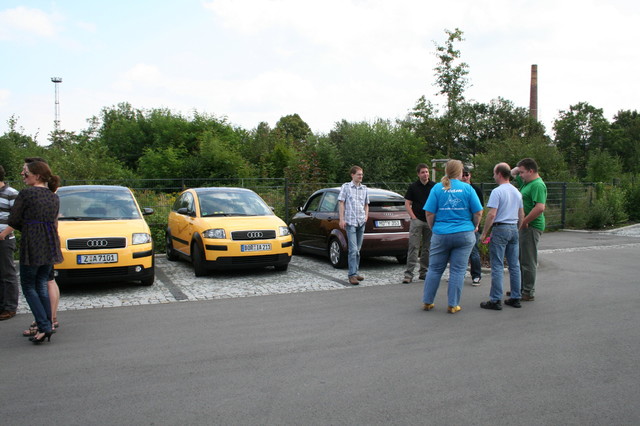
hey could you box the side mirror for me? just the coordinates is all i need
[142,207,154,216]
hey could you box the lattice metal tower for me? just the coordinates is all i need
[51,77,62,131]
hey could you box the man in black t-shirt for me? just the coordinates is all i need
[402,163,435,283]
[461,167,485,285]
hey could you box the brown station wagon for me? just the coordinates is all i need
[288,187,410,268]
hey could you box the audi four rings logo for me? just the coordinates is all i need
[86,239,108,247]
[247,231,263,239]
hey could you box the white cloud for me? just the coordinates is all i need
[0,6,59,40]
[0,89,9,107]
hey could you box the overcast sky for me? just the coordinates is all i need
[1,0,638,143]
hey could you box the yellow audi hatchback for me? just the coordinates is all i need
[166,187,292,276]
[55,185,155,286]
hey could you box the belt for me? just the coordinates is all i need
[493,222,517,226]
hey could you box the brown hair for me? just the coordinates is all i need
[416,163,429,173]
[26,161,60,192]
[349,165,363,176]
[517,158,538,173]
[441,160,463,190]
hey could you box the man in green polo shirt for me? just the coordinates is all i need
[511,158,546,301]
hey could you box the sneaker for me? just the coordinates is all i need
[504,298,522,308]
[402,276,412,284]
[472,277,481,286]
[480,300,503,310]
[447,305,462,314]
[348,276,359,285]
[521,294,535,302]
[423,303,434,311]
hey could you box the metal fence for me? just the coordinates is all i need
[6,177,597,230]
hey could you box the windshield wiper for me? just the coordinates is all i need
[59,216,108,221]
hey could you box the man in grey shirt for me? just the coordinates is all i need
[479,163,524,310]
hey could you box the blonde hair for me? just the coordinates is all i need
[441,160,463,190]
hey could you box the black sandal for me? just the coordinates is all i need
[22,322,37,337]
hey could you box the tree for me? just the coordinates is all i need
[328,119,423,182]
[274,114,311,143]
[553,102,611,179]
[0,116,39,178]
[459,98,546,167]
[585,150,623,183]
[474,134,569,182]
[433,28,470,158]
[609,110,640,174]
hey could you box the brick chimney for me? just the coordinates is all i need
[529,64,538,120]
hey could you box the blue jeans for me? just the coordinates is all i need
[20,264,53,333]
[489,225,521,301]
[469,231,482,279]
[346,224,365,277]
[423,231,476,308]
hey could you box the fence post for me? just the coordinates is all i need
[284,178,290,223]
[561,182,567,229]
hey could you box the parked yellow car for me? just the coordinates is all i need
[166,187,292,276]
[55,185,155,286]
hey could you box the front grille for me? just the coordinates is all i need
[67,237,127,250]
[217,254,288,265]
[61,266,131,278]
[231,230,276,241]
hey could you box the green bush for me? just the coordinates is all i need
[586,200,613,229]
[607,186,628,224]
[625,182,640,221]
[585,184,628,229]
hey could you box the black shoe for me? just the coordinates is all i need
[480,300,502,310]
[504,298,522,308]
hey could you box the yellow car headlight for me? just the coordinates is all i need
[132,233,152,245]
[203,229,226,239]
[279,226,290,237]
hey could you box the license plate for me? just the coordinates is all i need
[241,244,271,252]
[77,254,118,264]
[375,220,401,228]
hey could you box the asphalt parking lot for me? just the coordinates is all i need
[12,225,640,316]
[3,226,640,425]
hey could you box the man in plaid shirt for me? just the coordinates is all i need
[338,166,369,285]
[0,165,19,321]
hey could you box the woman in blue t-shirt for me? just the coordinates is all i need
[422,160,483,314]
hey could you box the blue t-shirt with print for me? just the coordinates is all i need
[424,179,482,235]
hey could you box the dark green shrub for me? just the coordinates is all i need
[625,183,640,221]
[586,200,613,229]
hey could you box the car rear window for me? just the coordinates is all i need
[369,200,405,212]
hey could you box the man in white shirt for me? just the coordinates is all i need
[479,163,524,310]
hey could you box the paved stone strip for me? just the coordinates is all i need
[291,264,352,287]
[154,263,189,301]
[10,227,640,316]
